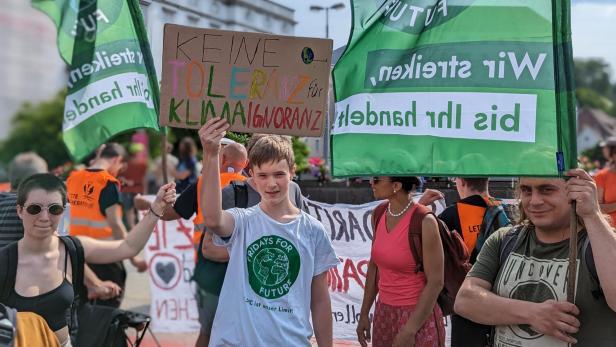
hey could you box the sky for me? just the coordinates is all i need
[278,0,616,76]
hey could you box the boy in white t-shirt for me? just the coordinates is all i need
[198,118,339,347]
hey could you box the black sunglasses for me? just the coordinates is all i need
[371,177,390,184]
[23,203,65,216]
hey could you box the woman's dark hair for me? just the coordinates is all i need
[16,173,67,206]
[178,137,197,159]
[390,176,420,193]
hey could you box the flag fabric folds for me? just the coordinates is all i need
[331,0,576,177]
[33,0,160,161]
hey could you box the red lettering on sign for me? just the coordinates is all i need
[328,258,370,293]
[155,298,199,321]
[148,221,168,251]
[174,219,194,250]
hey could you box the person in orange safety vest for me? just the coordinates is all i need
[439,177,511,347]
[67,143,147,308]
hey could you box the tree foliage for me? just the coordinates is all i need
[0,90,70,169]
[0,90,164,169]
[574,58,616,116]
[292,137,310,173]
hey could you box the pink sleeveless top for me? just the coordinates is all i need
[371,206,426,306]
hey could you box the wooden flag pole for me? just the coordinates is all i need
[161,128,168,184]
[566,201,578,303]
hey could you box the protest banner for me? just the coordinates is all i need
[302,196,444,340]
[160,24,333,136]
[33,0,160,161]
[332,1,577,177]
[139,205,200,333]
[137,194,445,337]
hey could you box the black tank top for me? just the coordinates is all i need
[6,243,74,331]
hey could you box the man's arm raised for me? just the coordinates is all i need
[199,118,235,237]
[567,168,616,311]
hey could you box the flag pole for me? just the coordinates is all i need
[161,127,168,184]
[566,201,577,303]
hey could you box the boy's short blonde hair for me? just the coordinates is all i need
[248,135,295,170]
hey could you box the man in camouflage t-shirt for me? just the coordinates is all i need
[455,169,616,347]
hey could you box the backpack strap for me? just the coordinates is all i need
[472,206,505,255]
[58,236,86,346]
[232,181,249,209]
[582,234,603,299]
[0,243,18,303]
[408,204,431,273]
[371,202,388,244]
[499,225,525,268]
[369,202,388,294]
[59,236,87,303]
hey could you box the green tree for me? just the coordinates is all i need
[574,58,616,116]
[0,91,70,169]
[0,90,166,169]
[292,137,310,173]
[574,58,614,98]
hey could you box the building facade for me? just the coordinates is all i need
[0,0,295,142]
[139,0,296,78]
[0,0,67,140]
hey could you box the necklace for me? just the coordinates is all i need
[387,199,414,217]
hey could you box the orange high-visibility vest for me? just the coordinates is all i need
[192,173,246,245]
[456,202,487,252]
[67,170,120,239]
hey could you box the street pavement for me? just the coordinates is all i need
[121,261,451,347]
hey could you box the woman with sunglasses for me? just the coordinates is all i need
[0,173,176,346]
[357,176,445,347]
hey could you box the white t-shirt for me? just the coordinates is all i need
[209,205,339,347]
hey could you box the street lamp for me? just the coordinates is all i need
[310,2,345,39]
[309,3,345,167]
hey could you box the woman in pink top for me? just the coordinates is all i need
[357,176,445,347]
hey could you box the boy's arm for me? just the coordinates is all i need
[311,271,333,347]
[199,118,235,237]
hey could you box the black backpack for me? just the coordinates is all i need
[499,226,603,299]
[0,237,131,347]
[471,202,511,263]
[232,180,249,208]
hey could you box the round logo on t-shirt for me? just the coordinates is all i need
[246,235,301,299]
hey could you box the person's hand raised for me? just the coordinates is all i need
[565,168,600,218]
[198,118,230,157]
[151,182,176,217]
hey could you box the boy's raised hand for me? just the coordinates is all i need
[198,118,230,156]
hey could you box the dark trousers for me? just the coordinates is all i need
[88,262,127,308]
[451,314,491,347]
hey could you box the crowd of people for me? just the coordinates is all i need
[0,125,616,347]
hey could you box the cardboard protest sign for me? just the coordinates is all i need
[332,1,577,177]
[160,24,333,137]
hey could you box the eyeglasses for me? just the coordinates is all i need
[371,177,389,184]
[23,203,65,216]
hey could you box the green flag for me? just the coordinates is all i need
[33,0,160,161]
[332,0,576,177]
